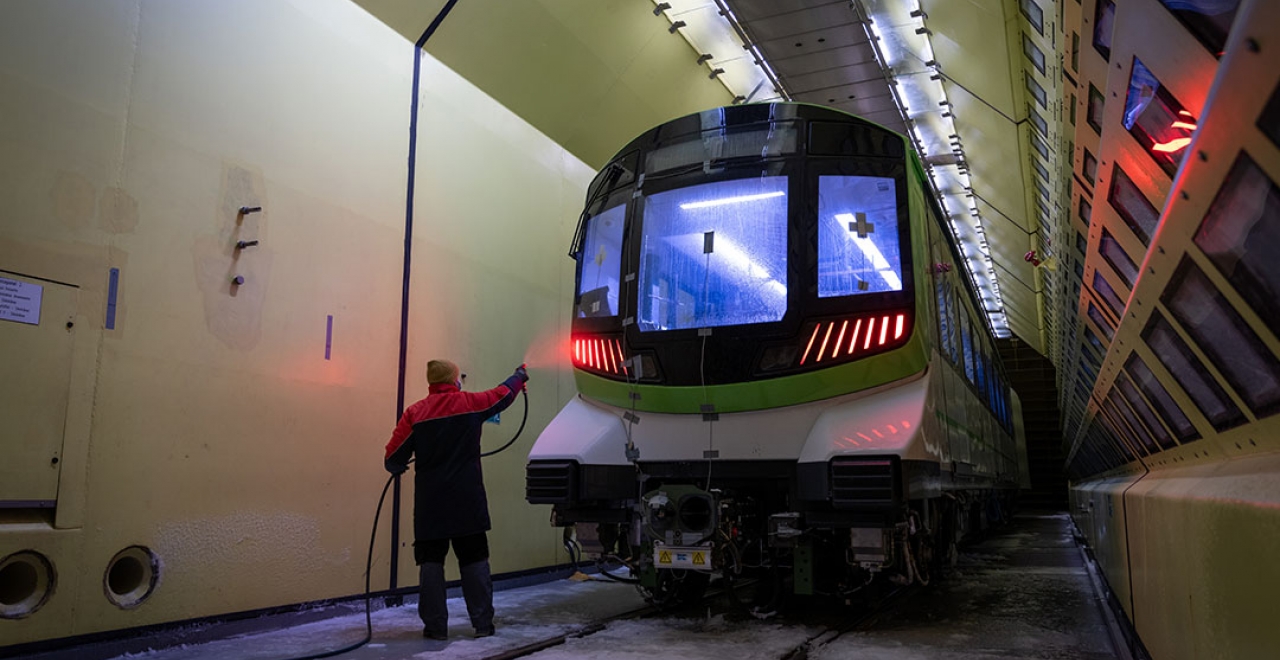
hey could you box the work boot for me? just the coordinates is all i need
[418,562,448,638]
[459,559,494,636]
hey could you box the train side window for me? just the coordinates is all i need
[1115,373,1177,450]
[1123,58,1196,177]
[1099,228,1139,288]
[1032,133,1049,159]
[1193,153,1280,336]
[1102,397,1151,456]
[1163,259,1280,417]
[1023,34,1046,74]
[1084,323,1107,357]
[1030,107,1049,138]
[1021,0,1044,35]
[1260,83,1280,150]
[1071,32,1080,73]
[1092,270,1126,318]
[1083,149,1098,187]
[1079,196,1092,226]
[1026,72,1047,109]
[1087,301,1114,341]
[976,349,988,403]
[1141,309,1245,431]
[1087,84,1105,135]
[575,202,627,318]
[1125,352,1200,443]
[1108,165,1159,245]
[1093,0,1116,61]
[1076,232,1087,257]
[960,314,976,384]
[817,175,904,298]
[1155,0,1240,57]
[945,283,961,364]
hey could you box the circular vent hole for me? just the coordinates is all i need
[0,551,55,619]
[104,546,160,609]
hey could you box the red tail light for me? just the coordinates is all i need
[762,311,913,374]
[572,335,634,378]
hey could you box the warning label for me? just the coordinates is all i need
[692,552,705,566]
[0,277,42,325]
[653,545,712,571]
[658,551,671,565]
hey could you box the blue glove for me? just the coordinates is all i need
[385,459,407,476]
[514,364,529,383]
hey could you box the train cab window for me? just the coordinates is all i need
[1087,84,1105,135]
[636,175,789,331]
[1023,34,1046,74]
[1125,352,1200,443]
[1123,58,1197,177]
[1087,301,1113,341]
[1021,0,1044,35]
[1026,72,1047,109]
[1156,0,1240,57]
[1194,153,1280,336]
[1092,270,1126,318]
[1142,310,1245,431]
[1083,149,1098,187]
[1099,228,1139,288]
[817,176,904,298]
[1108,165,1159,245]
[1093,0,1116,61]
[1116,373,1177,450]
[1163,259,1280,417]
[575,202,627,318]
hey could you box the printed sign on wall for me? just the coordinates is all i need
[0,276,43,325]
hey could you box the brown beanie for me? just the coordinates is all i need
[426,359,460,385]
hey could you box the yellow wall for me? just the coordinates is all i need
[0,0,592,645]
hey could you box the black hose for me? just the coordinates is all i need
[274,472,395,660]
[480,389,529,458]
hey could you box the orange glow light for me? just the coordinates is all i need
[800,324,822,365]
[1170,121,1197,130]
[895,314,905,340]
[878,315,889,345]
[872,428,884,438]
[833,320,849,359]
[816,323,834,362]
[887,424,898,434]
[848,318,863,354]
[1152,137,1192,153]
[864,318,876,350]
[857,432,874,442]
[902,420,911,429]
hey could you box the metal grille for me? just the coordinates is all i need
[829,458,896,508]
[526,460,577,504]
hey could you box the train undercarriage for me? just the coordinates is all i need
[538,458,1017,608]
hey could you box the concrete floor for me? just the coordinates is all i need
[14,513,1121,660]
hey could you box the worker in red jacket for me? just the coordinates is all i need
[384,359,528,640]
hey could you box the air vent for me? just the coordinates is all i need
[829,457,898,509]
[526,460,578,504]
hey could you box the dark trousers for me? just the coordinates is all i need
[415,532,493,635]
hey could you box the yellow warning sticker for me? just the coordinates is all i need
[692,552,705,566]
[658,551,672,564]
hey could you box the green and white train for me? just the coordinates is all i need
[526,102,1028,603]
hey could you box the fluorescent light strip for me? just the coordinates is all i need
[679,191,785,210]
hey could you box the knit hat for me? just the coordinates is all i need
[426,359,460,385]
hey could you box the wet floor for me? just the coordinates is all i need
[14,513,1119,660]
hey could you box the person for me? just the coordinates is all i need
[384,359,529,640]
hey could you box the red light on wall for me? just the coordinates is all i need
[1152,137,1191,153]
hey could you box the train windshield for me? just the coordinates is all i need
[637,176,789,332]
[816,175,904,297]
[576,202,627,318]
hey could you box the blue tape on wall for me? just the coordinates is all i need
[325,314,333,360]
[105,268,119,329]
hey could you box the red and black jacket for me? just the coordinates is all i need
[384,374,522,543]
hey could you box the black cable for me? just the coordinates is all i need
[481,389,529,458]
[274,472,395,660]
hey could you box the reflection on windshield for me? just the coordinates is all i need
[637,176,789,332]
[576,204,626,318]
[817,176,903,297]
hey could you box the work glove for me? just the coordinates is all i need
[514,364,529,383]
[385,459,408,476]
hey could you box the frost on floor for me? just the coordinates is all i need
[106,576,648,660]
[523,616,821,660]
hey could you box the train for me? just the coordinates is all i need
[525,102,1029,605]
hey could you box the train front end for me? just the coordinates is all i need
[526,103,936,602]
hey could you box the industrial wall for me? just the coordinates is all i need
[0,0,594,645]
